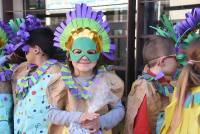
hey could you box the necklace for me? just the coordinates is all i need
[61,65,107,99]
[140,71,174,97]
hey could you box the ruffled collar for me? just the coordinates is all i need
[140,70,174,97]
[61,65,107,100]
[16,59,57,100]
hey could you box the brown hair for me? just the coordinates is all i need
[169,37,200,133]
[142,35,175,66]
[65,28,102,52]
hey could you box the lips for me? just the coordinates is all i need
[78,59,90,64]
[78,61,90,64]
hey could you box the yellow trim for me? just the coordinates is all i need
[65,28,103,53]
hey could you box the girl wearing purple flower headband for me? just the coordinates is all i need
[12,15,66,134]
[47,3,125,134]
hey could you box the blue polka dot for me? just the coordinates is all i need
[17,119,20,124]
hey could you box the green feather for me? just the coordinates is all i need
[8,18,24,34]
[160,15,177,41]
[149,26,169,37]
[0,28,8,50]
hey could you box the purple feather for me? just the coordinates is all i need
[81,3,87,17]
[97,11,104,21]
[101,21,108,29]
[75,4,82,17]
[91,11,97,20]
[54,42,60,48]
[71,11,77,20]
[13,14,43,52]
[181,20,190,29]
[56,26,64,33]
[102,52,116,61]
[185,12,196,24]
[66,12,72,24]
[54,31,61,37]
[60,22,66,29]
[53,37,60,42]
[86,6,92,18]
[105,27,110,33]
[193,8,200,22]
[109,44,116,51]
[22,45,30,52]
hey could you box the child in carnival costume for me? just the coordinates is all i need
[0,18,25,134]
[49,3,125,134]
[160,7,200,134]
[124,13,180,134]
[12,15,65,134]
[0,21,16,134]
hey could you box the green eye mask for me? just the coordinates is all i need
[70,37,100,62]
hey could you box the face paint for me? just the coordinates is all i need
[70,37,100,62]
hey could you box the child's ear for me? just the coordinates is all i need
[157,57,165,66]
[33,45,41,54]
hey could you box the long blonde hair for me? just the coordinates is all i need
[169,37,200,133]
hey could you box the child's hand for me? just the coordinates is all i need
[79,112,100,123]
[81,118,101,134]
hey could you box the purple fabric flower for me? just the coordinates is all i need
[22,45,30,53]
[15,14,43,52]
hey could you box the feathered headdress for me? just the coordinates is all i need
[174,7,200,65]
[151,7,200,66]
[54,3,116,60]
[13,14,43,52]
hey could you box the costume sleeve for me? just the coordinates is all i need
[97,72,124,130]
[105,72,124,106]
[48,105,82,126]
[99,100,125,130]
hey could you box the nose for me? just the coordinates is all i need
[80,56,89,61]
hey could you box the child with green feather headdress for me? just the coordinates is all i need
[47,3,125,134]
[124,13,179,134]
[149,8,200,134]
